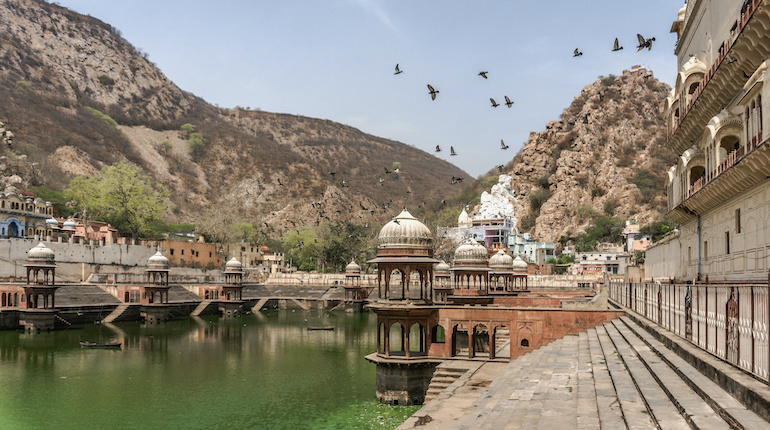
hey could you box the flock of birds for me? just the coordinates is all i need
[263,32,660,230]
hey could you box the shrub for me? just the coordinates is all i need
[15,80,31,93]
[180,123,197,137]
[603,199,619,215]
[85,106,118,127]
[188,132,206,160]
[392,161,401,171]
[159,141,172,154]
[630,169,662,203]
[520,215,536,232]
[575,204,598,223]
[97,75,115,86]
[536,174,550,189]
[600,74,616,86]
[528,188,551,212]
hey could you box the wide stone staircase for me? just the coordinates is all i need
[453,316,770,429]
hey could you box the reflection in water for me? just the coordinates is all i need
[0,311,387,430]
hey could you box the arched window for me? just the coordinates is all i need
[521,338,530,347]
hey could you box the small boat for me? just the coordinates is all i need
[307,326,335,331]
[80,341,122,348]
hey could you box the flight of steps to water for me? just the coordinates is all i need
[456,316,769,430]
[425,367,470,403]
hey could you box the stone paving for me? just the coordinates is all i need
[400,317,770,429]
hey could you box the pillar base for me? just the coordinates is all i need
[19,309,58,331]
[365,353,439,405]
[140,305,171,323]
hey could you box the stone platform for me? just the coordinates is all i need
[400,316,770,429]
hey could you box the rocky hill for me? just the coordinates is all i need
[0,0,468,233]
[502,68,674,243]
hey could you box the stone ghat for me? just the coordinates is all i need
[401,316,770,429]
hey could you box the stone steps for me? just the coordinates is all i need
[448,317,770,429]
[424,367,469,403]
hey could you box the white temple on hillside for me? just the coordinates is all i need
[440,175,518,248]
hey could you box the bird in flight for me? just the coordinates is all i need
[636,34,655,51]
[500,140,509,150]
[277,178,283,186]
[379,177,384,185]
[573,48,583,57]
[450,176,464,184]
[490,98,499,108]
[428,84,439,100]
[450,146,457,156]
[329,172,335,178]
[612,38,623,51]
[384,167,391,174]
[478,71,488,79]
[394,64,403,75]
[435,145,441,152]
[504,96,513,108]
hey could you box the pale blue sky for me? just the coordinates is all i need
[55,0,683,177]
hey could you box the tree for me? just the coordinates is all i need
[65,176,99,236]
[95,162,168,240]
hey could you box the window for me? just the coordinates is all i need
[431,325,445,343]
[725,232,730,254]
[209,252,212,258]
[170,249,174,256]
[688,246,692,264]
[704,241,709,260]
[181,250,184,255]
[521,339,529,347]
[736,209,741,233]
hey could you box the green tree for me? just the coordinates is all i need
[639,219,679,243]
[574,216,624,252]
[392,161,401,171]
[95,162,168,239]
[65,176,100,235]
[180,123,197,137]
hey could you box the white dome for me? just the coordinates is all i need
[27,242,55,263]
[378,209,432,250]
[46,218,59,226]
[489,249,514,269]
[62,219,76,228]
[435,260,451,273]
[225,257,243,271]
[458,209,470,225]
[148,251,169,269]
[345,259,361,273]
[453,239,488,266]
[512,256,528,272]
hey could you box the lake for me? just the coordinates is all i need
[0,310,418,429]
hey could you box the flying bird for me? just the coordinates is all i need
[379,177,384,185]
[450,176,464,184]
[500,140,509,150]
[329,172,335,178]
[504,96,513,108]
[435,145,441,152]
[573,48,583,57]
[394,64,403,75]
[636,34,655,51]
[384,167,391,174]
[490,98,499,108]
[427,84,439,100]
[276,178,283,186]
[612,38,623,51]
[450,146,457,156]
[478,71,488,79]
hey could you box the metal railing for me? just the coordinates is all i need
[609,277,770,382]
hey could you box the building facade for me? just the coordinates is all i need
[647,0,770,281]
[0,193,55,238]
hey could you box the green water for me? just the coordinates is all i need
[0,311,418,429]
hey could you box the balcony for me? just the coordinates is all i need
[668,136,770,224]
[668,0,770,155]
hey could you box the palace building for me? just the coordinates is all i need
[646,0,770,281]
[0,193,55,238]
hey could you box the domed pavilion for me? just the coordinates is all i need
[222,257,244,301]
[17,242,59,330]
[367,209,439,302]
[450,238,491,294]
[433,260,452,303]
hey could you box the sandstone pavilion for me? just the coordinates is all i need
[366,209,624,405]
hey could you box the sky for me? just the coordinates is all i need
[53,0,683,178]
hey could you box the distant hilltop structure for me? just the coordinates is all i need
[442,175,518,249]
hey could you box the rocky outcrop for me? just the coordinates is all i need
[498,68,673,242]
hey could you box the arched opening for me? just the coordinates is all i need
[378,322,386,354]
[521,338,530,347]
[494,326,510,349]
[1,292,6,307]
[718,135,740,163]
[689,165,705,186]
[409,322,425,354]
[473,324,490,357]
[8,222,18,238]
[389,322,404,355]
[431,324,446,343]
[453,325,468,356]
[124,292,129,303]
